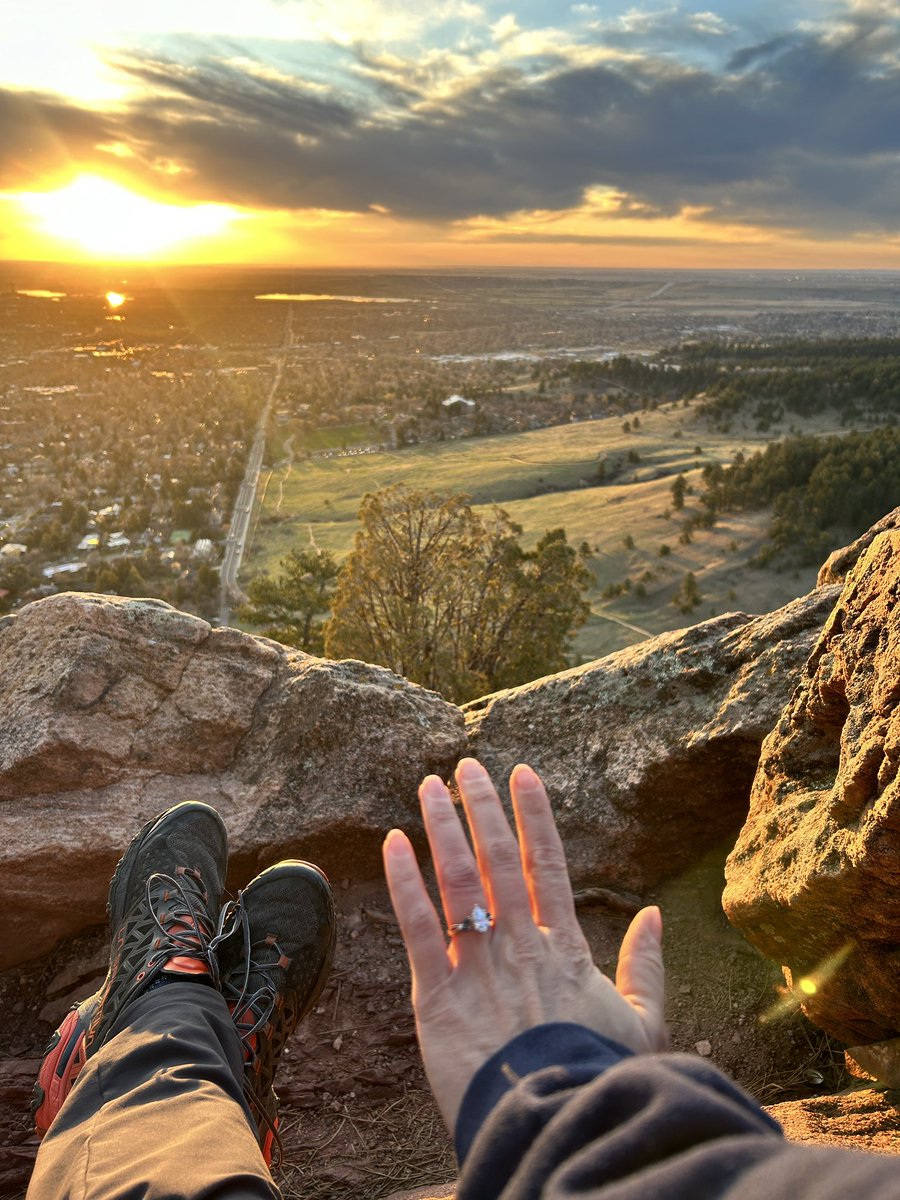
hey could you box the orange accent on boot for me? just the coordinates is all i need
[164,954,211,975]
[34,1008,89,1137]
[162,918,210,975]
[226,1000,260,1059]
[261,1120,278,1167]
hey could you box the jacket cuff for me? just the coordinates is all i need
[454,1023,633,1164]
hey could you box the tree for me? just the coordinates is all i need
[239,548,338,653]
[670,473,687,511]
[673,571,702,614]
[324,485,591,702]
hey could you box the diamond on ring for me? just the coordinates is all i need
[448,903,494,935]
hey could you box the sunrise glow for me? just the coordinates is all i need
[15,176,238,260]
[1,2,898,266]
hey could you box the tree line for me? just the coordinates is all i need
[696,428,900,564]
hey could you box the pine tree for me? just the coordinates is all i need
[239,547,338,653]
[671,473,687,511]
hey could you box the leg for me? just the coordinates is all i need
[28,983,279,1200]
[28,801,334,1195]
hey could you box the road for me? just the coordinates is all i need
[218,305,293,625]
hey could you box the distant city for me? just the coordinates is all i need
[1,265,898,628]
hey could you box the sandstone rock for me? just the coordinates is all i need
[724,532,900,1045]
[43,946,109,999]
[39,976,105,1027]
[465,587,838,891]
[766,1089,900,1155]
[816,506,900,586]
[0,593,466,972]
[845,1038,900,1089]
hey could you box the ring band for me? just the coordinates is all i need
[448,903,494,935]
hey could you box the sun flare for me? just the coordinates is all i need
[106,291,126,308]
[15,176,238,259]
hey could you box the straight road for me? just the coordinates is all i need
[218,305,293,625]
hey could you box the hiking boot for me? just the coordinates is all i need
[32,994,97,1137]
[85,800,228,1055]
[33,857,335,1169]
[216,861,336,1166]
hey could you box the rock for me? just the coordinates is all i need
[845,1038,900,1089]
[44,947,109,1000]
[465,587,838,890]
[724,532,900,1045]
[817,507,900,586]
[0,1057,41,1103]
[38,976,105,1027]
[694,1040,712,1057]
[0,593,466,972]
[385,1186,456,1200]
[766,1089,900,1155]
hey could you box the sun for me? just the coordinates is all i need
[15,175,238,259]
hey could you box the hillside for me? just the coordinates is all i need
[242,400,864,660]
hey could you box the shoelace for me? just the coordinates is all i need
[221,893,290,1166]
[145,866,233,986]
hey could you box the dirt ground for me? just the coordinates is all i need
[0,842,883,1198]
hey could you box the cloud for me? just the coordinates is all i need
[1,5,899,242]
[0,90,112,190]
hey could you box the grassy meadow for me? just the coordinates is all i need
[242,402,852,661]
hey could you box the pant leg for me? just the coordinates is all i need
[27,983,280,1200]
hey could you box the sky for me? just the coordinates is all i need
[2,0,900,268]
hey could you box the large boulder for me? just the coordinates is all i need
[723,532,900,1045]
[465,586,839,891]
[816,506,900,586]
[0,593,466,971]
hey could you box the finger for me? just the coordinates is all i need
[510,763,578,930]
[383,828,450,991]
[615,906,668,1050]
[419,775,489,933]
[455,758,532,928]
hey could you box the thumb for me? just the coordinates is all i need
[615,905,668,1051]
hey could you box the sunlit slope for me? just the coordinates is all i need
[244,402,846,660]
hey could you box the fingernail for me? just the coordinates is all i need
[384,829,409,857]
[645,905,663,943]
[420,775,448,801]
[512,763,541,789]
[456,757,486,782]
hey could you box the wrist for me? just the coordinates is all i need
[454,1022,634,1164]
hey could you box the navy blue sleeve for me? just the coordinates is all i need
[455,1024,637,1164]
[455,1024,899,1200]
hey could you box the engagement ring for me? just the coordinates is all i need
[448,904,494,935]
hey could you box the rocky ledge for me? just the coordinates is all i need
[0,593,465,971]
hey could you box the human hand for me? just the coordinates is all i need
[382,757,667,1133]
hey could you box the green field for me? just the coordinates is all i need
[242,402,850,660]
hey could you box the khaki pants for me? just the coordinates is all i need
[27,983,280,1200]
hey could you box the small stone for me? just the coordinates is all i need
[695,1040,712,1057]
[333,1035,343,1051]
[678,984,692,995]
